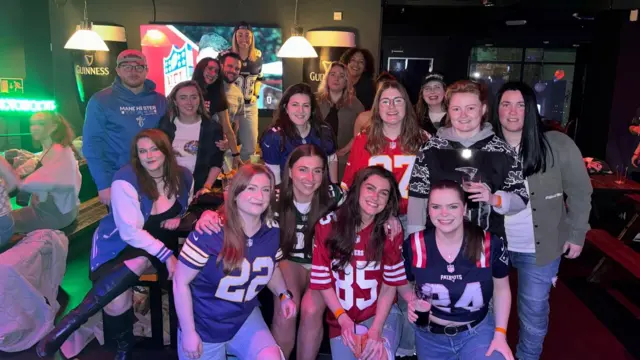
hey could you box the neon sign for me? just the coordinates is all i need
[0,98,56,112]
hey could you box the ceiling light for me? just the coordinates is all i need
[64,0,109,51]
[277,0,317,58]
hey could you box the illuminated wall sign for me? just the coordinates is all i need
[0,98,56,112]
[0,78,24,94]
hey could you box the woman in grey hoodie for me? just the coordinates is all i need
[407,80,528,239]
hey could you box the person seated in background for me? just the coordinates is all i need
[0,157,18,245]
[84,49,167,205]
[158,80,224,197]
[174,163,295,360]
[260,83,338,184]
[36,129,193,359]
[399,180,513,360]
[192,57,241,168]
[310,166,407,360]
[1,112,81,235]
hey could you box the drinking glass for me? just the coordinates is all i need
[414,284,433,328]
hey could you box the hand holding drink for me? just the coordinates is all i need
[412,284,432,328]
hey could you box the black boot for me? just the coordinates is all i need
[36,263,140,358]
[103,308,135,360]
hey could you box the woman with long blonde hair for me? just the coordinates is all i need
[316,62,364,177]
[2,111,81,233]
[174,164,296,360]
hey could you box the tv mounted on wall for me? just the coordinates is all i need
[140,23,283,112]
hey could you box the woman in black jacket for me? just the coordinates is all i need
[159,80,224,196]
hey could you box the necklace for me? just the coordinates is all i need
[437,237,460,273]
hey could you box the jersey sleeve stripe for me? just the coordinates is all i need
[275,248,283,261]
[477,231,491,268]
[184,238,208,258]
[383,274,408,283]
[179,251,206,268]
[411,232,427,268]
[310,271,331,279]
[182,241,209,265]
[311,265,330,272]
[310,277,332,285]
[384,268,406,277]
[384,261,405,270]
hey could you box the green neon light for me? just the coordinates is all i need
[0,98,57,112]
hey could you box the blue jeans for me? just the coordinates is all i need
[329,304,402,360]
[509,251,561,360]
[415,314,505,360]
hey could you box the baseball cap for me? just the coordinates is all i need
[233,21,253,33]
[422,72,446,88]
[117,49,147,66]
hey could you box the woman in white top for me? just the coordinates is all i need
[6,111,81,233]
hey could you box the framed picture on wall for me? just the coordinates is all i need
[387,57,434,104]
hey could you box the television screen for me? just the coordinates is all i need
[140,23,283,111]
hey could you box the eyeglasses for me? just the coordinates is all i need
[379,97,405,107]
[119,64,147,72]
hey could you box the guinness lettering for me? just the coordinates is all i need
[75,65,111,76]
[309,72,324,82]
[303,45,351,92]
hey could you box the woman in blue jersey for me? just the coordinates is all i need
[37,129,193,359]
[260,83,338,184]
[399,180,514,360]
[174,163,296,360]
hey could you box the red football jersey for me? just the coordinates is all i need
[340,132,416,214]
[309,212,408,339]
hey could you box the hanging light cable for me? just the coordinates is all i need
[64,0,109,51]
[277,0,317,58]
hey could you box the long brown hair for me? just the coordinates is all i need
[31,111,78,154]
[278,144,338,260]
[366,80,425,155]
[166,80,210,121]
[316,62,354,108]
[130,129,183,201]
[218,164,275,273]
[429,179,484,262]
[327,166,400,271]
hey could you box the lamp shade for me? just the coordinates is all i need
[277,35,318,58]
[64,27,109,51]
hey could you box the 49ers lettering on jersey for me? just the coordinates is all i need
[309,212,407,338]
[404,228,509,323]
[341,132,416,215]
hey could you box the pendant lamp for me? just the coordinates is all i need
[277,0,317,58]
[64,0,109,51]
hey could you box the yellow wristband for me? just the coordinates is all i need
[334,308,346,320]
[495,327,507,335]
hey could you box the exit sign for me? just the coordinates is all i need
[0,78,24,94]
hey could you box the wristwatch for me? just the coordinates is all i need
[279,290,293,301]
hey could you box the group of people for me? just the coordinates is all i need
[0,21,591,360]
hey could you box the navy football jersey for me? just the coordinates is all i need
[233,50,263,102]
[178,222,280,343]
[273,183,345,264]
[404,228,509,323]
[260,125,336,178]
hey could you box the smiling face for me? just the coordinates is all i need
[29,112,55,142]
[203,61,219,85]
[136,137,165,173]
[223,57,242,83]
[422,80,445,107]
[348,51,366,78]
[286,93,312,126]
[175,85,200,118]
[498,90,526,134]
[327,65,347,92]
[358,174,391,219]
[235,29,253,49]
[235,173,272,217]
[448,92,486,138]
[378,88,406,125]
[290,155,324,200]
[428,188,465,233]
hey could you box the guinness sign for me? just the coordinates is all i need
[302,31,356,92]
[71,24,127,118]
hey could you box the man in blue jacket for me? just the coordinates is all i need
[83,49,167,205]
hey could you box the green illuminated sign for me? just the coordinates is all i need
[0,98,56,112]
[0,78,24,94]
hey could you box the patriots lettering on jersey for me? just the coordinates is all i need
[441,274,463,282]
